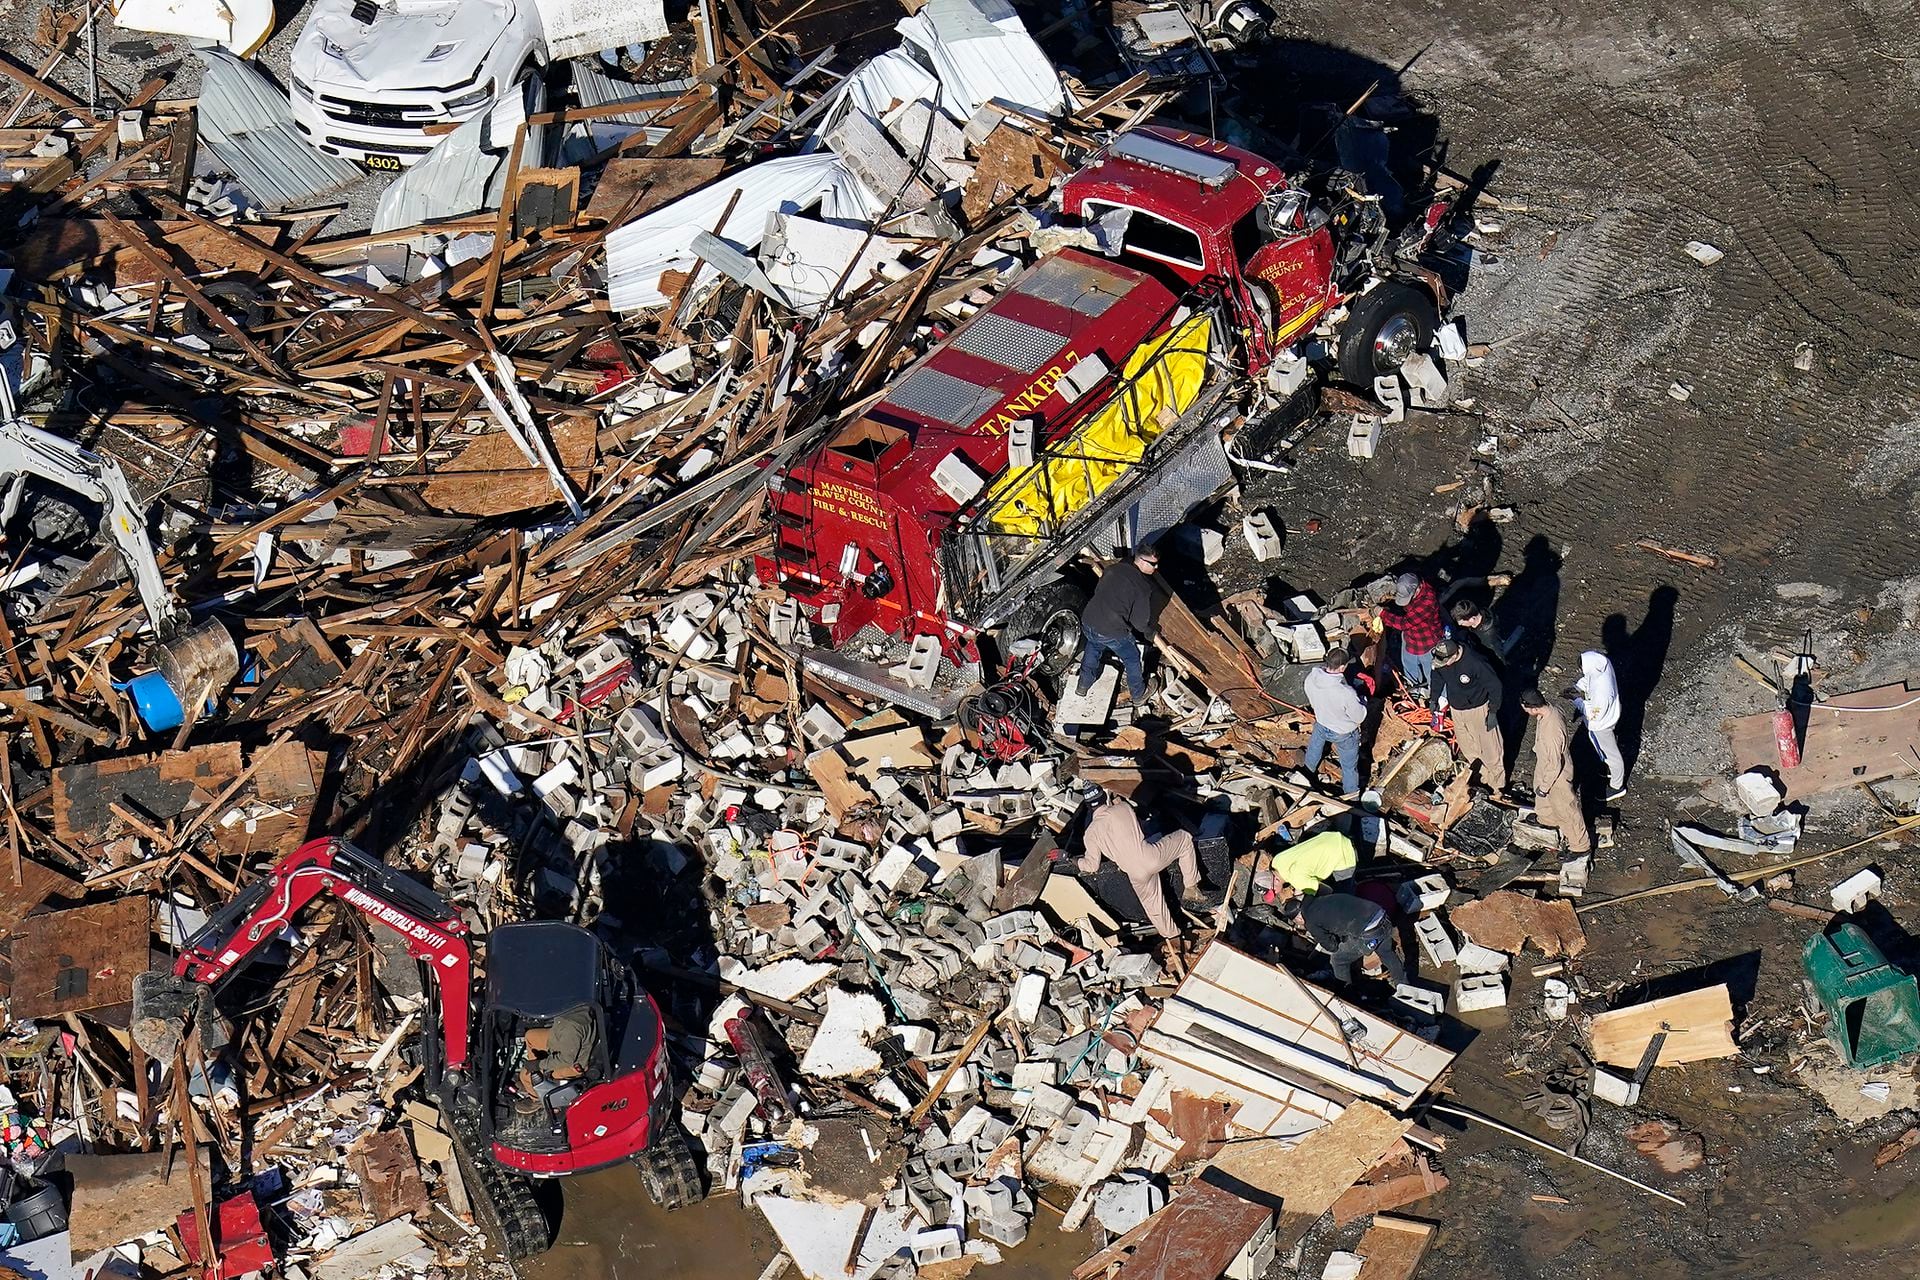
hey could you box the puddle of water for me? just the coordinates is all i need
[518,1164,1097,1279]
[1803,1178,1920,1254]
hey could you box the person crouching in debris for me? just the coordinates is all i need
[1285,890,1407,987]
[1430,637,1509,801]
[1249,828,1358,926]
[1520,688,1592,855]
[1375,572,1445,699]
[1076,784,1212,943]
[1076,545,1159,704]
[1303,644,1382,846]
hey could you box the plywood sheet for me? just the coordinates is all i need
[0,858,81,939]
[53,744,244,847]
[9,896,150,1018]
[66,1151,207,1256]
[1588,984,1736,1067]
[1726,682,1920,798]
[420,416,597,517]
[1207,1101,1411,1209]
[1354,1215,1434,1280]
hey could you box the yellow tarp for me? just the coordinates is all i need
[987,313,1213,537]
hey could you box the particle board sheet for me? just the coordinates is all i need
[1725,682,1920,798]
[9,896,150,1018]
[66,1151,210,1256]
[1141,942,1456,1127]
[1206,1101,1411,1210]
[1354,1216,1434,1280]
[1588,984,1737,1067]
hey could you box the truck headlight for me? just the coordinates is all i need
[443,79,496,114]
[290,73,314,99]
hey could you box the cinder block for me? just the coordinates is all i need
[911,1227,963,1264]
[1106,952,1163,988]
[1347,415,1380,458]
[1397,874,1451,914]
[1288,621,1327,662]
[1401,352,1450,407]
[1371,374,1406,423]
[1393,983,1444,1017]
[1012,973,1047,1024]
[1559,855,1590,898]
[1832,868,1883,913]
[1413,915,1457,967]
[1453,973,1508,1012]
[1455,941,1510,974]
[1011,1060,1059,1088]
[1243,509,1284,561]
[1592,1068,1641,1107]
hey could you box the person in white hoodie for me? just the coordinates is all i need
[1572,649,1627,800]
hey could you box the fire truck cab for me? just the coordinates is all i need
[760,126,1449,712]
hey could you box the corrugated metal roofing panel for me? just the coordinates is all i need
[372,80,545,233]
[194,48,362,211]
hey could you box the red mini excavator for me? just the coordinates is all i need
[133,836,703,1258]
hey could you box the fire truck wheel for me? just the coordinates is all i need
[1005,580,1088,676]
[1337,280,1436,386]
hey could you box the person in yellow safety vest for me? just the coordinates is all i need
[1264,829,1359,909]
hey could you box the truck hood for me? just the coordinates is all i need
[293,0,526,90]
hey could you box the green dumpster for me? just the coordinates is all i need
[1801,923,1920,1069]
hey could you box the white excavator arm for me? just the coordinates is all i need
[0,418,185,638]
[0,305,239,708]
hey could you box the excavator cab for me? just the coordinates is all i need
[476,922,702,1205]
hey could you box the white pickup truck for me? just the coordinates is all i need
[289,0,665,169]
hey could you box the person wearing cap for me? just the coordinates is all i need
[1288,890,1407,987]
[1572,649,1627,801]
[1077,546,1160,703]
[1431,637,1508,795]
[1376,572,1444,695]
[1520,687,1590,853]
[1302,645,1381,844]
[1076,787,1208,940]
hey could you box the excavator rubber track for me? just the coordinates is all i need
[447,1099,553,1260]
[636,1124,704,1210]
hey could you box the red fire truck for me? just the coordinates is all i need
[758,126,1454,712]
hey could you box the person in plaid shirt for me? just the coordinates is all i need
[1377,572,1444,695]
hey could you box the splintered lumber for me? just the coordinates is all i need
[1331,1166,1450,1225]
[1588,984,1736,1067]
[1153,590,1273,720]
[1354,1216,1435,1280]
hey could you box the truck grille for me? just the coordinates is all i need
[952,312,1060,374]
[319,97,432,129]
[1013,256,1127,317]
[888,367,1004,428]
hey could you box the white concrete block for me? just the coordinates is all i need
[1398,874,1451,913]
[1011,973,1046,1024]
[1242,509,1284,561]
[1592,1068,1641,1107]
[1414,915,1457,967]
[1832,868,1883,913]
[1455,941,1511,974]
[1347,415,1380,459]
[1453,973,1508,1012]
[1372,374,1405,423]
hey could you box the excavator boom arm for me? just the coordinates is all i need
[175,836,474,1073]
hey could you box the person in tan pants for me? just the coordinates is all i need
[1077,788,1207,939]
[1431,638,1508,795]
[1520,688,1591,853]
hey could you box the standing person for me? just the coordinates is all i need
[1442,573,1515,661]
[1303,645,1381,844]
[1077,547,1159,703]
[1377,572,1445,696]
[1076,786,1209,941]
[1287,890,1407,987]
[1519,689,1591,853]
[1572,649,1627,800]
[1431,638,1508,795]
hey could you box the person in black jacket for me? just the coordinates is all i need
[1287,890,1407,986]
[1076,547,1159,701]
[1431,637,1507,794]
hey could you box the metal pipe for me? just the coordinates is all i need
[1426,1101,1687,1207]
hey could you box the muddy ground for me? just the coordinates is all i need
[74,0,1920,1270]
[527,0,1920,1274]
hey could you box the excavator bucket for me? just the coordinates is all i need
[146,620,240,713]
[130,971,228,1062]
